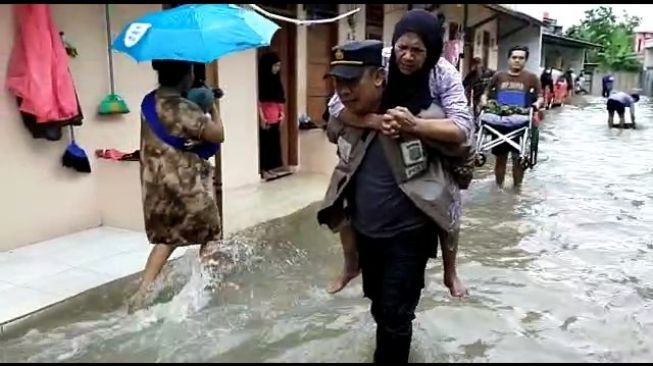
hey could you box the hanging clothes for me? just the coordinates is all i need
[6,4,83,140]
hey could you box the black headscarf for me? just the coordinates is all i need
[381,10,443,115]
[151,59,193,89]
[258,52,286,103]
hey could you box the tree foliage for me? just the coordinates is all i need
[565,6,642,72]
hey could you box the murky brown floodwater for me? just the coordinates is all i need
[1,96,652,362]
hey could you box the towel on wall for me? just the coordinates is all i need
[6,4,80,124]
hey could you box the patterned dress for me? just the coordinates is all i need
[140,87,221,246]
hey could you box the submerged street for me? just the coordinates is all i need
[1,96,652,362]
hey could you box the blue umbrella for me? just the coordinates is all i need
[112,4,280,63]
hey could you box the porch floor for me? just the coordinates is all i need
[0,172,330,329]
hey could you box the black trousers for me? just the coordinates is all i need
[259,123,283,172]
[356,225,435,364]
[606,99,625,116]
[602,87,611,98]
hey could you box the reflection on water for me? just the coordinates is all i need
[2,97,653,362]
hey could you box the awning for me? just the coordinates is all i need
[484,4,544,26]
[543,32,603,49]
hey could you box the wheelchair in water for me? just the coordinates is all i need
[474,88,540,171]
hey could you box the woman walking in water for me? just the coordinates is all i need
[129,59,226,312]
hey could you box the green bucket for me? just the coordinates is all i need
[98,94,130,115]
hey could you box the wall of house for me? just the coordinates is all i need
[472,21,499,71]
[295,4,308,123]
[635,32,653,55]
[219,50,261,189]
[0,4,160,251]
[645,45,653,96]
[0,4,286,250]
[298,129,338,176]
[441,4,498,72]
[382,4,407,46]
[542,43,585,72]
[643,69,653,97]
[497,17,542,73]
[338,4,366,44]
[591,70,641,96]
[644,46,653,69]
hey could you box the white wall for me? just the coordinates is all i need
[497,17,542,73]
[439,4,500,72]
[644,47,653,69]
[0,4,271,250]
[591,70,641,96]
[542,43,585,72]
[295,4,308,119]
[218,50,261,189]
[472,21,499,71]
[338,4,366,43]
[0,4,159,250]
[383,4,408,46]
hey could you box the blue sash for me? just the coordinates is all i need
[141,91,219,160]
[496,90,528,107]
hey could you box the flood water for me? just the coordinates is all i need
[1,96,652,362]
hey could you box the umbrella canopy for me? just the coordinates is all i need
[112,4,280,63]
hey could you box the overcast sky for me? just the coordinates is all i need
[507,4,653,31]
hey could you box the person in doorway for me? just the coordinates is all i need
[258,52,291,181]
[463,57,495,116]
[602,74,615,98]
[325,11,474,300]
[319,19,473,364]
[607,90,639,128]
[481,45,543,189]
[130,60,226,312]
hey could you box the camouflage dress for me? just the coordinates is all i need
[140,87,221,246]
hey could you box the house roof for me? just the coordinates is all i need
[485,4,544,26]
[543,32,603,49]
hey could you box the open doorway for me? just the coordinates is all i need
[304,4,338,128]
[256,4,298,182]
[365,4,384,40]
[306,23,338,127]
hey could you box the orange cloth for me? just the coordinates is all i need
[6,4,79,124]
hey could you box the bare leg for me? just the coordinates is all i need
[494,153,508,188]
[128,244,176,312]
[327,224,360,294]
[440,233,467,298]
[618,112,626,128]
[607,111,614,128]
[512,155,525,188]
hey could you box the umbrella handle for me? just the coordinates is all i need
[105,4,116,95]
